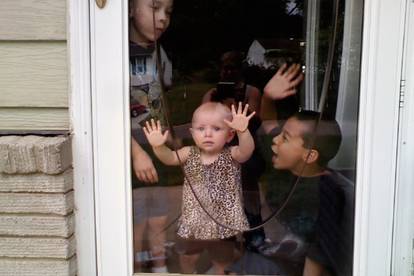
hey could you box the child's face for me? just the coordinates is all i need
[271,117,311,173]
[220,62,242,82]
[191,110,234,155]
[130,0,173,44]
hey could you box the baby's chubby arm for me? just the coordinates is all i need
[143,119,190,166]
[224,103,255,163]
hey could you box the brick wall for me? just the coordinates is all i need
[0,135,76,276]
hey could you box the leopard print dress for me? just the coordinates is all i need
[177,146,249,240]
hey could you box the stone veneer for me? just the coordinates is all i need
[0,135,76,276]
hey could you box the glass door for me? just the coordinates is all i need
[84,0,408,275]
[129,0,359,275]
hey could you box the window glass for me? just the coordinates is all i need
[129,0,360,274]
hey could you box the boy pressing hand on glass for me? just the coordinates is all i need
[144,102,255,274]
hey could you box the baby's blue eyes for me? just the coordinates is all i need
[195,127,222,131]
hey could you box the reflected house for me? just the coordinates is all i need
[246,38,305,69]
[245,38,306,89]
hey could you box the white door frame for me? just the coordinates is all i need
[69,0,410,275]
[70,0,133,275]
[89,0,134,275]
[392,0,414,275]
[354,0,407,275]
[69,0,97,275]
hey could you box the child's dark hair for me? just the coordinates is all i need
[220,51,244,69]
[292,110,342,167]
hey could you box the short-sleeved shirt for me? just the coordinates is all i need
[310,171,355,276]
[129,41,172,125]
[266,169,354,275]
[130,41,181,188]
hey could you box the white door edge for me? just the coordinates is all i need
[89,0,134,275]
[69,0,98,275]
[392,0,414,275]
[355,0,407,275]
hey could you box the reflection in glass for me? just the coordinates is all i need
[130,0,360,275]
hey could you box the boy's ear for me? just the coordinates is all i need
[303,149,319,164]
[226,130,235,143]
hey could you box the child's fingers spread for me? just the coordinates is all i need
[291,73,304,86]
[143,126,150,137]
[163,130,169,140]
[145,120,152,131]
[243,104,249,115]
[277,63,287,75]
[238,101,242,113]
[151,119,157,129]
[231,104,236,115]
[223,119,232,127]
[247,111,256,120]
[285,89,297,97]
[287,65,301,80]
[286,63,298,75]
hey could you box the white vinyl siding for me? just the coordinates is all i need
[0,0,69,131]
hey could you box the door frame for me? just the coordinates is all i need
[392,0,414,275]
[353,0,408,274]
[69,0,410,275]
[69,0,98,275]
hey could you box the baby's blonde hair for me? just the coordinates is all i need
[192,102,232,124]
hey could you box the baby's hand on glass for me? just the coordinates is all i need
[224,102,256,133]
[143,119,169,147]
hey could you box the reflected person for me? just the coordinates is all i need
[203,51,267,252]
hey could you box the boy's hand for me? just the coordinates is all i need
[143,119,169,147]
[224,102,256,133]
[132,150,158,183]
[264,63,304,100]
